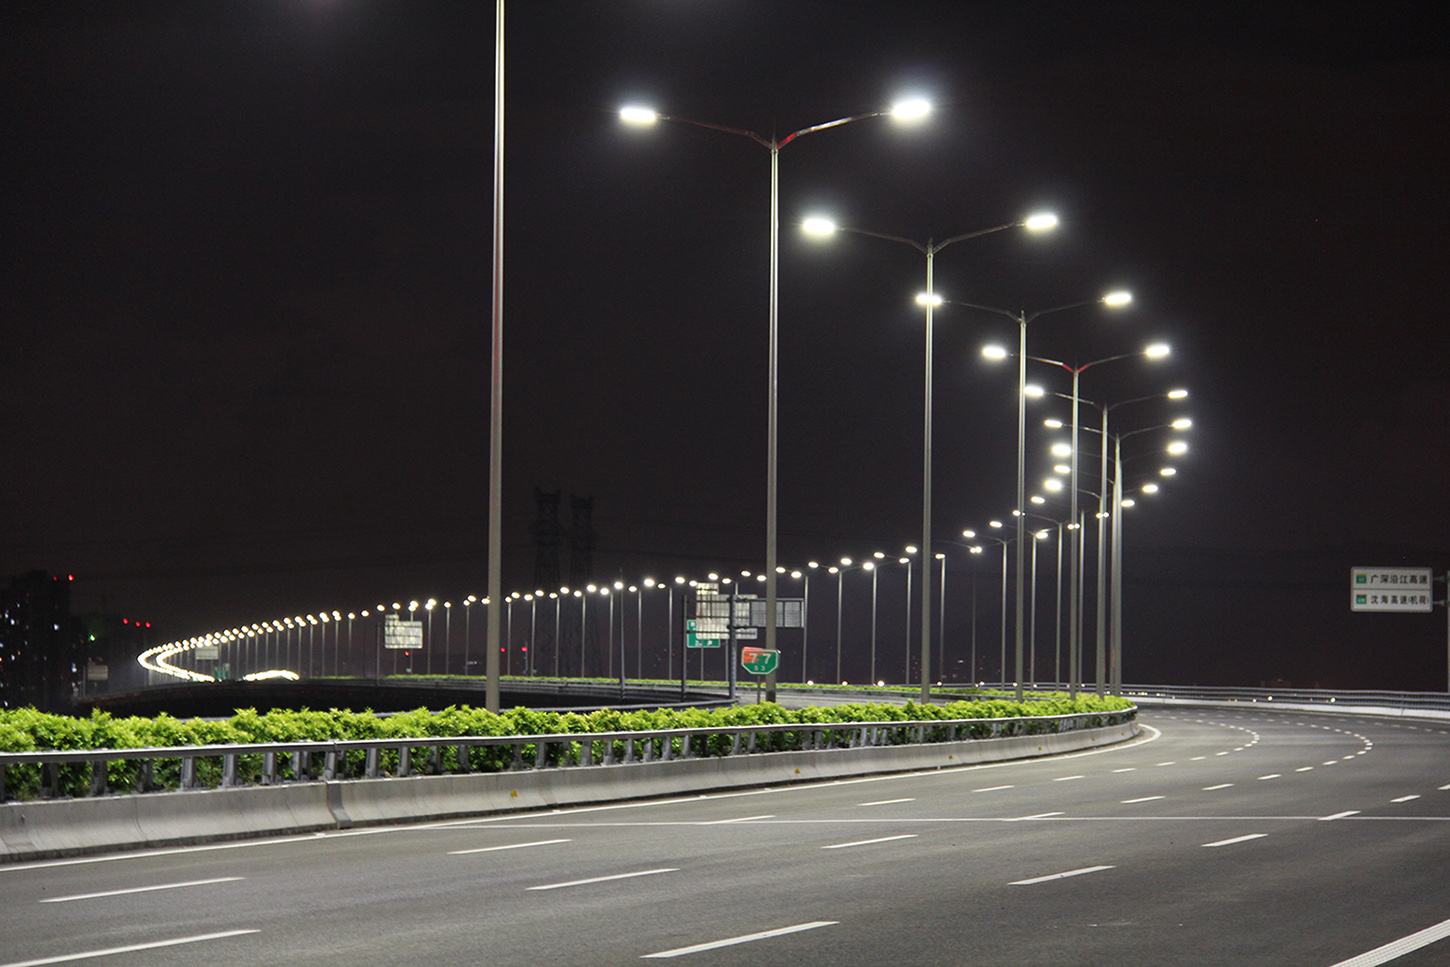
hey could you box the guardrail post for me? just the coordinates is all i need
[580,739,594,767]
[138,760,153,793]
[90,760,107,797]
[222,753,238,788]
[660,734,673,762]
[42,762,59,799]
[322,750,337,782]
[457,744,470,774]
[642,735,655,763]
[535,740,549,769]
[678,734,691,760]
[364,748,379,779]
[430,747,443,775]
[263,751,278,785]
[603,738,615,766]
[623,737,635,764]
[729,734,740,756]
[398,746,411,778]
[180,756,196,791]
[511,742,524,771]
[0,763,7,801]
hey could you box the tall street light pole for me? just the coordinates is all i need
[620,98,931,703]
[969,290,1133,699]
[801,212,1057,701]
[484,0,505,713]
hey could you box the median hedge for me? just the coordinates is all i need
[0,695,1132,800]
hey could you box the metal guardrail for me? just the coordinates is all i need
[1117,684,1450,711]
[0,707,1136,802]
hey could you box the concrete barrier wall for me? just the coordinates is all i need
[0,721,1136,862]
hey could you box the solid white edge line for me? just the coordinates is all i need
[527,868,678,891]
[1010,865,1115,886]
[821,834,918,850]
[642,921,838,958]
[0,929,260,967]
[39,877,243,904]
[449,839,571,855]
[1201,833,1267,848]
[1329,914,1450,967]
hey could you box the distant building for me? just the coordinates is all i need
[0,571,83,711]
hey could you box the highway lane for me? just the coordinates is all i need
[3,709,1449,965]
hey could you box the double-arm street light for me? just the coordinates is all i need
[958,291,1132,699]
[621,97,931,701]
[963,524,1011,684]
[800,212,1058,700]
[993,343,1172,695]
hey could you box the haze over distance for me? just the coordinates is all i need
[3,2,1447,689]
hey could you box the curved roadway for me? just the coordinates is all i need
[2,708,1449,965]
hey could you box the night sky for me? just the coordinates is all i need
[5,1,1448,689]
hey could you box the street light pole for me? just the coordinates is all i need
[834,562,847,683]
[484,0,504,714]
[622,99,931,705]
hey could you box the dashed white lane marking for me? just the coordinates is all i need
[0,930,260,967]
[450,839,571,855]
[821,834,918,850]
[1202,833,1268,848]
[1390,795,1421,804]
[1190,756,1206,761]
[974,785,1014,792]
[39,877,243,904]
[642,921,838,959]
[1257,774,1282,781]
[859,798,915,807]
[1439,784,1450,791]
[1011,812,1066,822]
[1122,796,1166,804]
[1203,784,1234,791]
[1323,760,1339,766]
[1319,811,1361,821]
[1342,755,1355,761]
[1112,768,1136,773]
[1156,762,1176,766]
[1054,775,1085,782]
[1009,865,1115,886]
[703,815,775,825]
[1328,914,1450,967]
[1216,752,1230,756]
[1296,767,1314,772]
[528,868,678,891]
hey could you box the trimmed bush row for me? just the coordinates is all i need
[0,696,1132,800]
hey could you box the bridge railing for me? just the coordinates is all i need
[1117,684,1450,711]
[0,706,1136,802]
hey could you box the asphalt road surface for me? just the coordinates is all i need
[4,708,1450,966]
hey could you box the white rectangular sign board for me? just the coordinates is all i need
[194,646,220,661]
[1351,567,1434,613]
[383,614,425,649]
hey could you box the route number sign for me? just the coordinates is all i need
[740,647,779,676]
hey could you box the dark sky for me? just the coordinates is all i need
[5,1,1448,689]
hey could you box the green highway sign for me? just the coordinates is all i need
[740,647,779,676]
[685,619,722,650]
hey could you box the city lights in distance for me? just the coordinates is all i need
[619,105,659,126]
